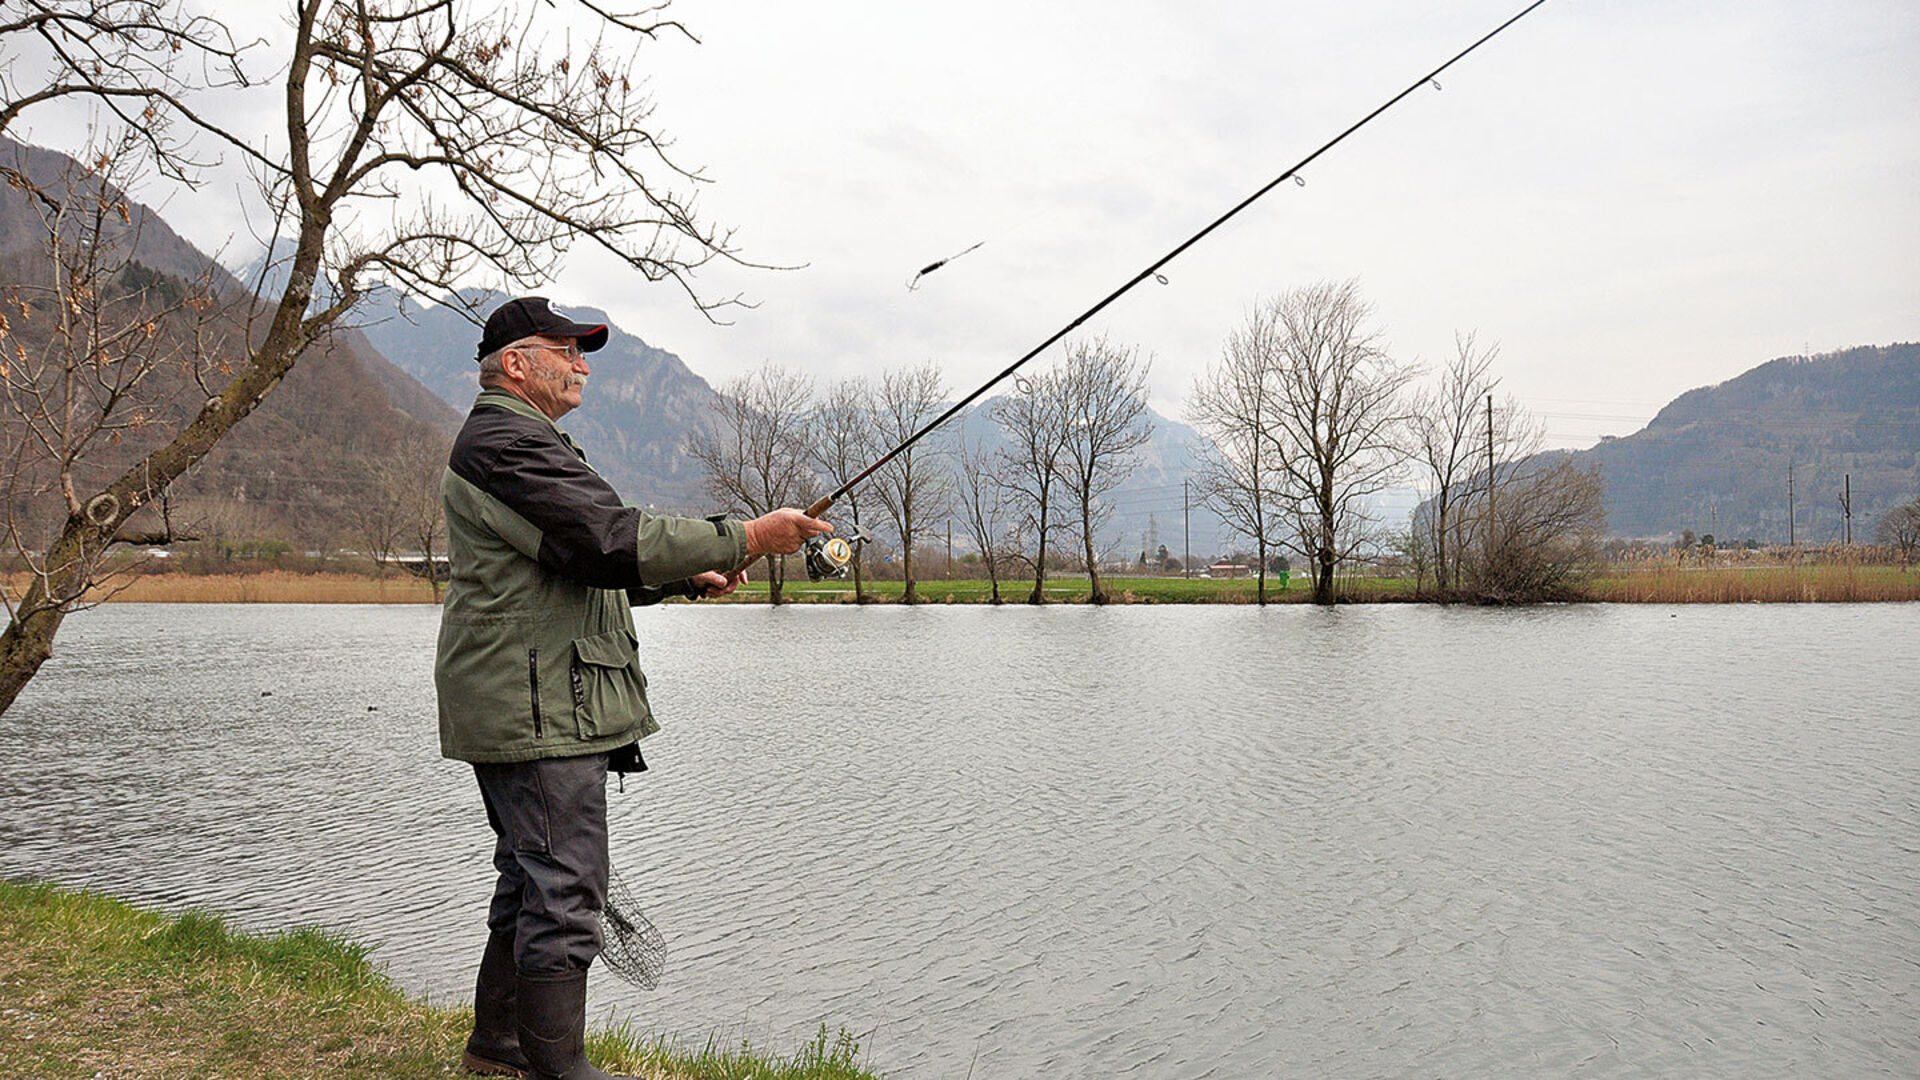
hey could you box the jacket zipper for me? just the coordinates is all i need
[528,648,543,738]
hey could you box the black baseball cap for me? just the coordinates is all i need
[475,296,609,362]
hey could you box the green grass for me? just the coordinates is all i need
[0,878,879,1080]
[720,564,1920,605]
[719,572,1418,604]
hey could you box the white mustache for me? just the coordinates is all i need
[565,374,588,389]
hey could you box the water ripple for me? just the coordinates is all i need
[1,602,1916,1078]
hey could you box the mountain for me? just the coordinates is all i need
[1562,344,1920,541]
[353,290,1239,552]
[0,138,458,547]
[351,288,722,510]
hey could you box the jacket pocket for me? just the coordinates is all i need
[570,629,647,740]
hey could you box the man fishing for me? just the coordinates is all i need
[434,296,830,1080]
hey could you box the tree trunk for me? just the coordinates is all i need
[1027,498,1050,605]
[0,602,64,715]
[1313,546,1336,606]
[902,520,917,605]
[767,554,785,605]
[1083,507,1105,605]
[0,525,94,712]
[1256,537,1268,606]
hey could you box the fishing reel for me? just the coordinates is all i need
[803,525,871,581]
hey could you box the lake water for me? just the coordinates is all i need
[2,602,1916,1078]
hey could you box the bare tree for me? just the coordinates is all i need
[955,438,1009,603]
[1395,514,1435,592]
[1258,281,1417,605]
[0,0,743,711]
[808,376,875,602]
[685,364,812,603]
[1188,313,1286,603]
[868,363,946,605]
[1457,454,1606,601]
[0,0,250,189]
[1407,332,1500,593]
[349,460,408,574]
[0,135,225,628]
[358,430,450,597]
[349,431,444,579]
[1055,337,1150,604]
[1877,497,1920,569]
[407,455,447,602]
[994,369,1069,604]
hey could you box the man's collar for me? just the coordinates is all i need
[473,388,587,460]
[475,387,560,429]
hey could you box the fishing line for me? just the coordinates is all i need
[798,0,1554,520]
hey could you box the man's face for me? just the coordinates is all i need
[512,337,590,420]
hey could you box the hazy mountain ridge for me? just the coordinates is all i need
[359,289,1235,551]
[1564,344,1920,541]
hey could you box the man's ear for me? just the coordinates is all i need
[499,347,526,382]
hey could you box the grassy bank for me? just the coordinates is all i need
[0,879,877,1080]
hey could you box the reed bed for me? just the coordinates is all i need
[1589,562,1920,603]
[23,571,446,604]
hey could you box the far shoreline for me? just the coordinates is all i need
[44,565,1920,605]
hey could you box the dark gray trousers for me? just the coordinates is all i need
[473,752,610,974]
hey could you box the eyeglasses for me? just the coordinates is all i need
[516,341,584,362]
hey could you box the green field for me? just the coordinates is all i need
[723,573,1423,604]
[722,563,1920,604]
[0,879,877,1080]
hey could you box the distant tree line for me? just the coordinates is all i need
[1185,279,1606,605]
[1879,497,1920,567]
[686,338,1155,605]
[684,279,1619,607]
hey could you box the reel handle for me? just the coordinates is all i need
[724,494,839,578]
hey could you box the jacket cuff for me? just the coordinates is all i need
[631,513,749,586]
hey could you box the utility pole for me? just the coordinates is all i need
[1485,394,1496,551]
[1840,474,1852,545]
[1787,462,1796,547]
[1183,478,1192,579]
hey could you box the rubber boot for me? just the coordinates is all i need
[515,968,636,1080]
[461,931,529,1076]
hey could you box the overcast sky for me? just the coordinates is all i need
[19,1,1916,450]
[566,0,1918,449]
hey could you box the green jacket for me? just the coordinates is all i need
[434,390,747,763]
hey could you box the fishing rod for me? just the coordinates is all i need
[791,0,1553,578]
